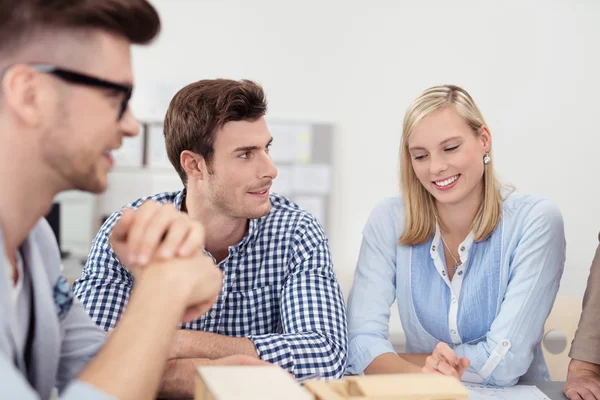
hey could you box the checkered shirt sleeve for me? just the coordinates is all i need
[247,216,348,379]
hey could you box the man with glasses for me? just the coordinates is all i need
[0,1,250,399]
[28,65,134,121]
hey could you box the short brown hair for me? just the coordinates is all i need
[164,79,268,185]
[0,0,160,57]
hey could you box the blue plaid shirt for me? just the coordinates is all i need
[73,190,347,379]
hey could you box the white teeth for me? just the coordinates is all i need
[435,175,459,187]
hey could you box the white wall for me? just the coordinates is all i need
[69,0,593,342]
[128,0,600,301]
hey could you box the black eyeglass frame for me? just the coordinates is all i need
[30,64,133,121]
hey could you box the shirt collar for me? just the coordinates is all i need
[233,218,259,252]
[430,223,474,263]
[173,188,186,211]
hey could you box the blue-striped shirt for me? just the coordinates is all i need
[347,191,565,386]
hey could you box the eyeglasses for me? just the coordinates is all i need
[30,64,133,121]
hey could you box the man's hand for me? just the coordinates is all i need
[110,201,204,269]
[153,251,223,323]
[181,256,222,323]
[564,360,600,400]
[422,342,470,380]
[110,200,223,323]
[158,355,275,398]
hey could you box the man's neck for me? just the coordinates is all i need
[436,185,483,241]
[184,191,248,260]
[0,130,62,258]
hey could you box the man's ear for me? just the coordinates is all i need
[2,65,46,128]
[180,150,204,181]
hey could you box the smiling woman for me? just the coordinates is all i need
[400,86,500,246]
[346,85,566,387]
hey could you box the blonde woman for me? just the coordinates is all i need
[346,85,566,386]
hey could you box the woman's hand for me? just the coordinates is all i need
[423,342,471,380]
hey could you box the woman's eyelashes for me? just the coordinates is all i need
[412,144,460,161]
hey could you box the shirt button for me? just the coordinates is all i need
[451,329,456,334]
[452,298,457,304]
[442,270,446,276]
[432,245,436,251]
[460,246,465,251]
[210,310,217,318]
[502,340,509,346]
[458,271,463,276]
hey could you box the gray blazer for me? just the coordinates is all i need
[0,219,112,399]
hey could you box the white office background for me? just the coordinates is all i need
[58,0,600,341]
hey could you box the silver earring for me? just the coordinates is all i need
[483,153,491,164]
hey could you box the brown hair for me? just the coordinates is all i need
[0,0,160,57]
[164,79,268,185]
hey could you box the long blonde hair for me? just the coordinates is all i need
[398,85,503,246]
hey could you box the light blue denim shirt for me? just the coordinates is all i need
[346,191,566,386]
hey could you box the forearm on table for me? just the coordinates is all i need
[158,358,212,399]
[170,330,259,360]
[364,353,422,375]
[568,359,600,378]
[398,353,430,368]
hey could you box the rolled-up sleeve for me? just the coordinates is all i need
[248,218,348,379]
[346,199,399,375]
[454,200,566,386]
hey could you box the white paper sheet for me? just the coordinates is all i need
[294,195,326,224]
[268,123,313,164]
[112,131,144,167]
[465,384,551,400]
[147,123,173,169]
[292,165,331,195]
[271,166,292,195]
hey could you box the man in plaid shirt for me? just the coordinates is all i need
[73,79,347,398]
